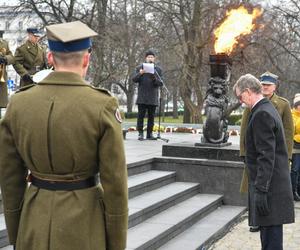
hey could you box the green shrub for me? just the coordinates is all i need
[125,110,184,119]
[227,114,242,125]
[125,112,138,119]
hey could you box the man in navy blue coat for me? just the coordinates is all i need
[233,74,294,250]
[132,50,163,140]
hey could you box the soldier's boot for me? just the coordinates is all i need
[138,131,144,141]
[291,171,300,201]
[293,191,300,202]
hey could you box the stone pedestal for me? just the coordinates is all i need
[195,142,232,148]
[162,143,241,161]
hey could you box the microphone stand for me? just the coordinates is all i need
[154,67,169,143]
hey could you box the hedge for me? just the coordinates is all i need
[227,114,242,125]
[123,111,242,125]
[124,111,184,119]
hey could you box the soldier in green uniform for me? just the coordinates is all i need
[13,28,47,87]
[239,71,294,232]
[0,30,14,111]
[0,21,128,250]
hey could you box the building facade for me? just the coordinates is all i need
[0,2,44,92]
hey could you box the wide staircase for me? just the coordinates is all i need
[126,165,245,250]
[0,167,246,250]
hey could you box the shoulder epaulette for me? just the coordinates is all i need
[16,84,36,93]
[278,96,289,103]
[90,85,111,96]
[17,42,28,49]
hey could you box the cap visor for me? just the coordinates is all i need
[261,81,275,85]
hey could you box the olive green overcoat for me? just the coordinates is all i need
[0,39,14,107]
[239,93,294,193]
[0,71,128,250]
[13,40,47,87]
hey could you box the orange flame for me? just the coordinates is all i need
[214,6,263,54]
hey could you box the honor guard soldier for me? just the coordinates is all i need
[0,21,128,250]
[0,30,14,112]
[13,28,47,87]
[239,71,294,232]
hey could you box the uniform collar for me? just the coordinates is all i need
[27,40,37,47]
[250,97,269,113]
[269,93,279,107]
[38,71,89,86]
[269,93,277,101]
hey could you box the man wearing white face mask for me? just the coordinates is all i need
[239,71,294,232]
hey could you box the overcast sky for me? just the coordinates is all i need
[1,0,282,9]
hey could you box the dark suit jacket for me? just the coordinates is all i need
[246,98,294,226]
[132,64,163,106]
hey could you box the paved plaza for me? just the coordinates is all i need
[1,131,299,249]
[125,131,300,250]
[209,203,300,250]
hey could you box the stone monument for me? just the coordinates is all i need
[199,53,232,147]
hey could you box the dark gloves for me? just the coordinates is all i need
[22,74,34,84]
[254,189,270,216]
[150,74,156,81]
[240,156,245,163]
[0,56,7,64]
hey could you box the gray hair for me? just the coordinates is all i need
[233,74,262,96]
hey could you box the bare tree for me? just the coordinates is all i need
[13,0,300,117]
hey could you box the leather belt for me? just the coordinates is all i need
[28,174,97,191]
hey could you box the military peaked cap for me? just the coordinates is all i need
[27,28,43,37]
[260,71,278,85]
[46,21,98,52]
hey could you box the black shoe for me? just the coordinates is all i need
[146,134,157,140]
[293,191,300,201]
[249,226,260,232]
[138,132,144,141]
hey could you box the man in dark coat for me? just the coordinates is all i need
[233,74,294,250]
[132,50,163,140]
[239,71,294,232]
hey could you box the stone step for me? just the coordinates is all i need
[128,170,176,198]
[0,214,6,238]
[128,182,200,228]
[0,214,8,248]
[0,246,11,250]
[126,194,223,250]
[158,205,246,250]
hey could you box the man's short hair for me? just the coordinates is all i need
[233,74,262,96]
[52,50,87,67]
[145,50,155,57]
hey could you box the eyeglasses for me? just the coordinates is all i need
[236,89,248,101]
